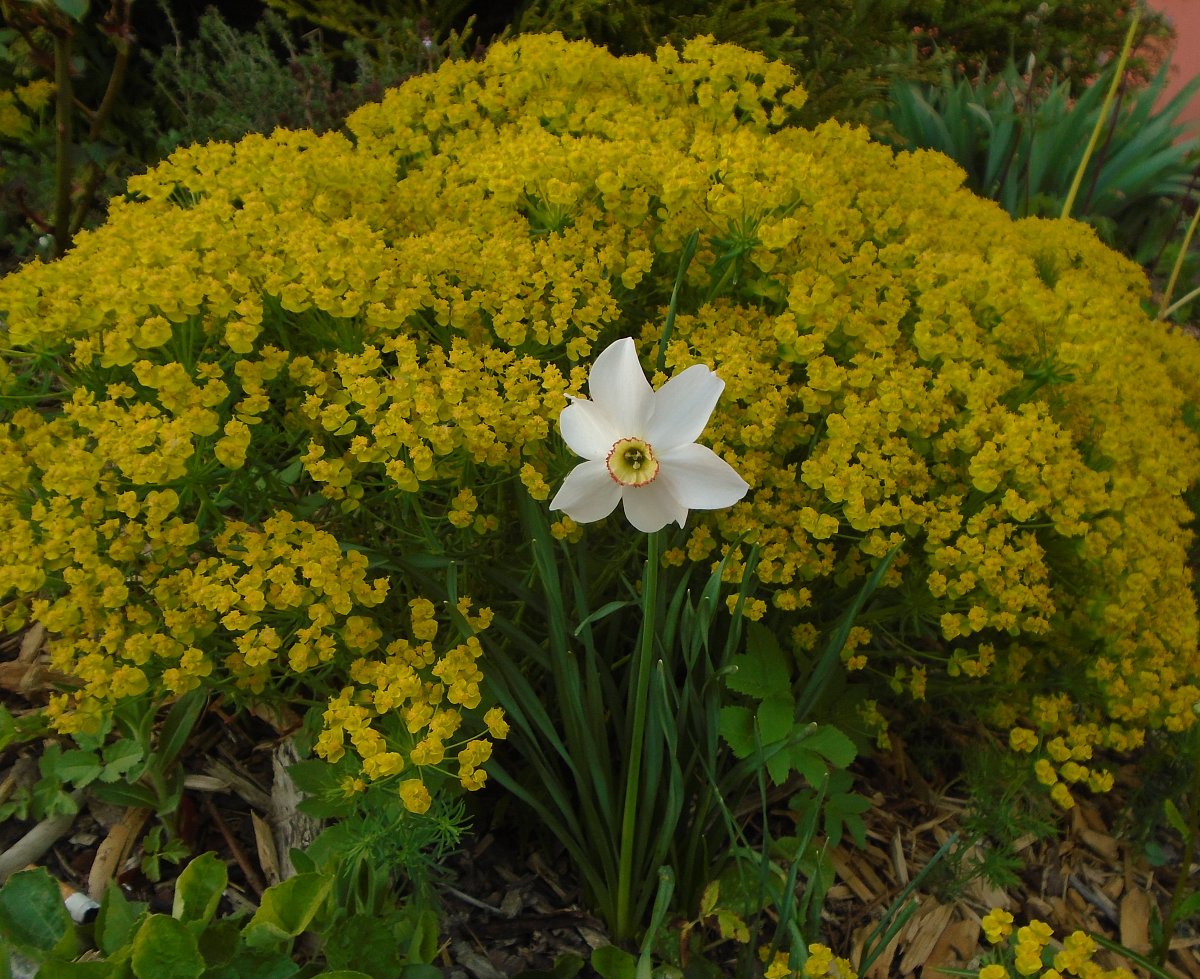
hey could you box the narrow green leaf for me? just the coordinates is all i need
[156,690,207,772]
[90,780,159,810]
[1163,798,1189,840]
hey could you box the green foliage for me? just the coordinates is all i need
[0,852,441,978]
[514,0,928,126]
[291,793,468,913]
[142,4,438,154]
[0,868,76,962]
[264,0,475,44]
[902,0,1171,86]
[879,57,1200,256]
[0,0,136,262]
[0,691,204,826]
[952,745,1058,893]
[510,0,1167,125]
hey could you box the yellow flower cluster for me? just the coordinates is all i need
[317,596,506,811]
[979,910,1134,979]
[1,34,1198,799]
[761,944,857,979]
[0,79,54,140]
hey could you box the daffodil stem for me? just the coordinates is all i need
[615,529,661,941]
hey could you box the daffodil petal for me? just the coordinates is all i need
[645,364,724,450]
[621,483,687,533]
[549,460,622,523]
[588,337,653,437]
[657,443,749,510]
[559,398,620,460]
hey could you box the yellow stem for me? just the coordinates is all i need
[1060,5,1141,220]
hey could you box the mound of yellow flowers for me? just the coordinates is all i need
[1,33,1198,807]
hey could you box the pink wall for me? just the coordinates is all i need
[1150,0,1200,126]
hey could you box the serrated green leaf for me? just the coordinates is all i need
[717,705,756,760]
[53,748,104,788]
[799,725,857,769]
[131,915,204,978]
[100,739,145,781]
[172,852,227,924]
[699,881,719,918]
[242,873,332,947]
[0,868,72,955]
[724,622,790,700]
[755,694,795,746]
[789,747,828,789]
[765,748,792,787]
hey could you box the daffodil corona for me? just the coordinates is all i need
[550,338,749,532]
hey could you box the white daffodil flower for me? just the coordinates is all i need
[549,337,749,533]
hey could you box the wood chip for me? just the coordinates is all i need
[1119,889,1152,955]
[87,807,149,901]
[269,738,322,881]
[829,847,875,903]
[0,661,75,695]
[855,919,901,979]
[17,623,45,663]
[1079,827,1119,863]
[251,811,281,887]
[897,898,953,974]
[923,915,980,973]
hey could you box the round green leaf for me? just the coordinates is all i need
[53,0,89,20]
[172,852,227,924]
[0,868,71,954]
[131,914,204,979]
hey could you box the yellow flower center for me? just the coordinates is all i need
[606,436,659,487]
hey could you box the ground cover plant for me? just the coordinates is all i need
[1,28,1200,977]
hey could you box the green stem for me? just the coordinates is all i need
[1061,5,1140,220]
[52,27,74,258]
[614,530,661,941]
[1157,202,1200,321]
